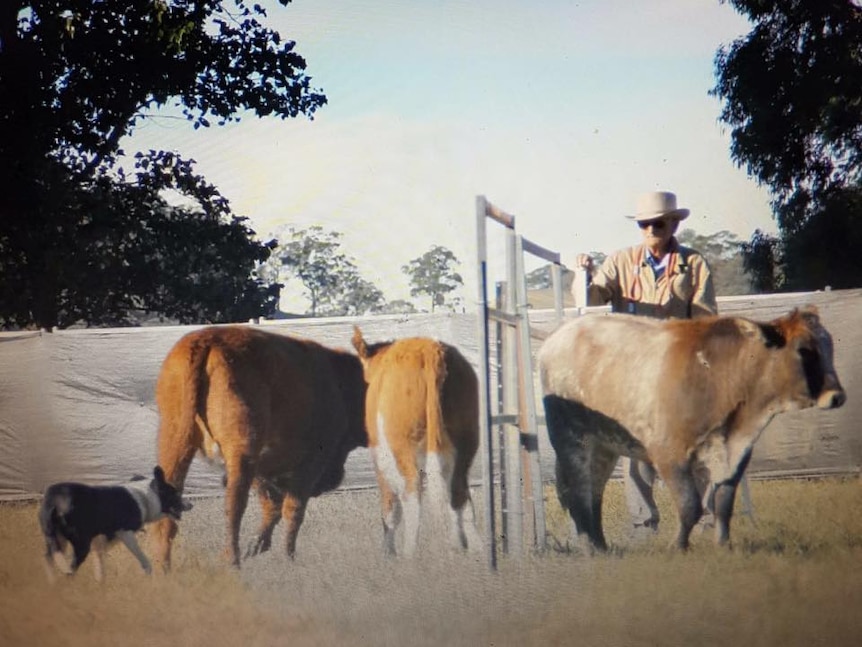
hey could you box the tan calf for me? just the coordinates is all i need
[352,327,482,556]
[539,306,845,552]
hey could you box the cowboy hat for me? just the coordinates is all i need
[628,191,689,222]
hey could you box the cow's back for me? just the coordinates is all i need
[157,326,366,493]
[363,339,477,454]
[363,338,440,451]
[539,315,675,423]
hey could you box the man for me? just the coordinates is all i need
[575,190,718,538]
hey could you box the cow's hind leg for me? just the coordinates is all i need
[544,396,608,551]
[557,449,605,550]
[450,450,481,552]
[587,445,618,549]
[246,479,283,559]
[401,472,421,558]
[376,474,402,556]
[426,449,456,548]
[282,494,307,559]
[155,431,197,572]
[713,449,752,547]
[223,453,255,567]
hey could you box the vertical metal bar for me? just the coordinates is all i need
[475,196,497,570]
[515,236,547,553]
[551,263,564,323]
[503,227,523,556]
[572,266,589,312]
[495,281,509,554]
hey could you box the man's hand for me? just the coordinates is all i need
[575,254,593,271]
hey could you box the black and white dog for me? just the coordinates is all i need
[39,466,192,582]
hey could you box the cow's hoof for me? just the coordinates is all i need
[244,538,270,559]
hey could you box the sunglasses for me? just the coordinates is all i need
[638,218,669,230]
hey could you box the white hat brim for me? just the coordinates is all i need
[627,208,689,222]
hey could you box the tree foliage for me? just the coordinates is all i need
[741,188,862,292]
[677,228,753,296]
[741,228,783,293]
[266,226,386,317]
[402,245,464,313]
[712,0,862,291]
[0,0,326,328]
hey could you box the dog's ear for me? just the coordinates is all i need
[153,466,166,483]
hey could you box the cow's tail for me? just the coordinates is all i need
[424,342,450,456]
[157,337,212,490]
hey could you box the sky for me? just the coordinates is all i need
[124,0,777,312]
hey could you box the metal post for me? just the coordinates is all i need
[503,227,524,556]
[475,196,497,571]
[572,267,589,312]
[514,236,547,552]
[495,281,509,554]
[551,263,564,322]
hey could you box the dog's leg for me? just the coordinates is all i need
[44,539,61,582]
[43,552,58,583]
[52,551,73,575]
[44,535,72,579]
[69,539,90,573]
[117,531,152,575]
[91,536,108,582]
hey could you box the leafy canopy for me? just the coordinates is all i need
[712,1,862,290]
[402,245,464,313]
[0,1,326,328]
[265,226,386,317]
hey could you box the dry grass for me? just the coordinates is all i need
[2,478,861,646]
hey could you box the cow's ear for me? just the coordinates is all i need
[738,319,786,348]
[352,325,368,359]
[758,323,786,348]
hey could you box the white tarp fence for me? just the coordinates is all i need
[0,290,859,500]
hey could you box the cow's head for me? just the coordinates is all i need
[762,306,846,411]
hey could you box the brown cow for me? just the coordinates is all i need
[351,327,482,556]
[154,326,367,568]
[538,306,845,552]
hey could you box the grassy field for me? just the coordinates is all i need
[1,478,861,646]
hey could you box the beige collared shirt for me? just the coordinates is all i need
[581,239,717,319]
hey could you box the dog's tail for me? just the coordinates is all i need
[38,489,68,555]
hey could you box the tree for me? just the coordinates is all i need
[266,226,386,317]
[741,229,783,294]
[402,245,464,313]
[712,1,862,291]
[677,228,753,296]
[379,299,418,315]
[0,1,326,328]
[741,188,862,292]
[337,275,387,317]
